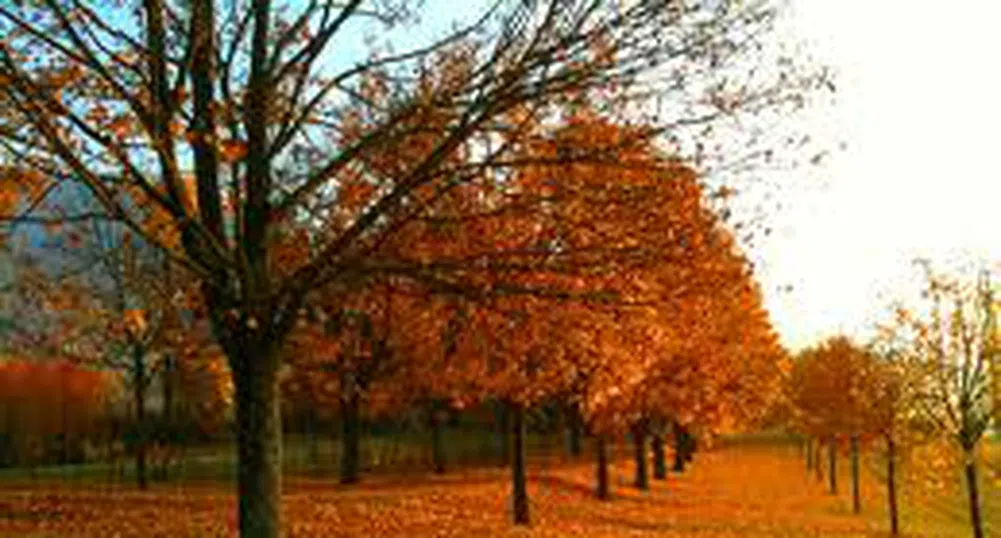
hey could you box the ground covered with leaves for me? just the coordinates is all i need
[0,445,973,538]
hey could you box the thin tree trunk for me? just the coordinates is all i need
[157,353,175,481]
[232,346,282,538]
[814,439,823,482]
[132,343,148,490]
[828,436,837,495]
[340,378,361,485]
[683,430,695,463]
[886,437,899,536]
[652,433,667,480]
[672,422,686,473]
[632,424,649,490]
[806,437,814,471]
[963,451,984,538]
[595,434,610,500]
[850,434,861,513]
[511,405,529,525]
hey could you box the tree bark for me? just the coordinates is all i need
[632,424,649,490]
[652,432,667,480]
[232,346,282,538]
[963,451,984,538]
[595,434,610,500]
[850,434,861,513]
[340,375,361,485]
[132,343,148,490]
[510,405,529,525]
[828,436,837,495]
[886,437,899,536]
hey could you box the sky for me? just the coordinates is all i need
[756,0,1001,350]
[9,0,999,352]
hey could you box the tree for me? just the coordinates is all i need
[894,263,997,538]
[0,1,819,535]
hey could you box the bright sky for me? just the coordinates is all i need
[758,0,1001,350]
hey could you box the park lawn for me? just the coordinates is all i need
[0,443,896,538]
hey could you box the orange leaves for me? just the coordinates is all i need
[0,446,891,538]
[219,139,248,164]
[122,308,147,337]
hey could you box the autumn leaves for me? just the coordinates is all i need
[786,263,999,538]
[270,113,787,524]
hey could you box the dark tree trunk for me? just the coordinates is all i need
[886,437,899,536]
[850,435,861,513]
[652,433,667,480]
[963,451,984,538]
[814,439,823,482]
[683,431,696,463]
[828,436,837,495]
[429,401,447,475]
[340,377,361,485]
[156,353,176,481]
[632,424,649,490]
[231,345,282,538]
[672,422,686,473]
[565,404,582,458]
[510,405,529,525]
[806,437,814,471]
[595,435,610,500]
[132,344,148,490]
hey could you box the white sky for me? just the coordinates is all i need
[757,0,1001,350]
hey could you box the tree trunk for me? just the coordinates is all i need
[157,353,176,481]
[132,344,148,490]
[429,401,446,475]
[565,404,582,458]
[632,424,649,490]
[806,437,814,471]
[340,377,361,485]
[828,436,837,495]
[510,405,529,525]
[814,439,823,482]
[683,430,695,463]
[595,434,610,500]
[652,433,667,480]
[850,434,861,513]
[963,451,984,538]
[886,437,899,536]
[232,346,282,538]
[672,422,686,473]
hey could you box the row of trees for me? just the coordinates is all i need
[0,1,824,536]
[786,262,998,538]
